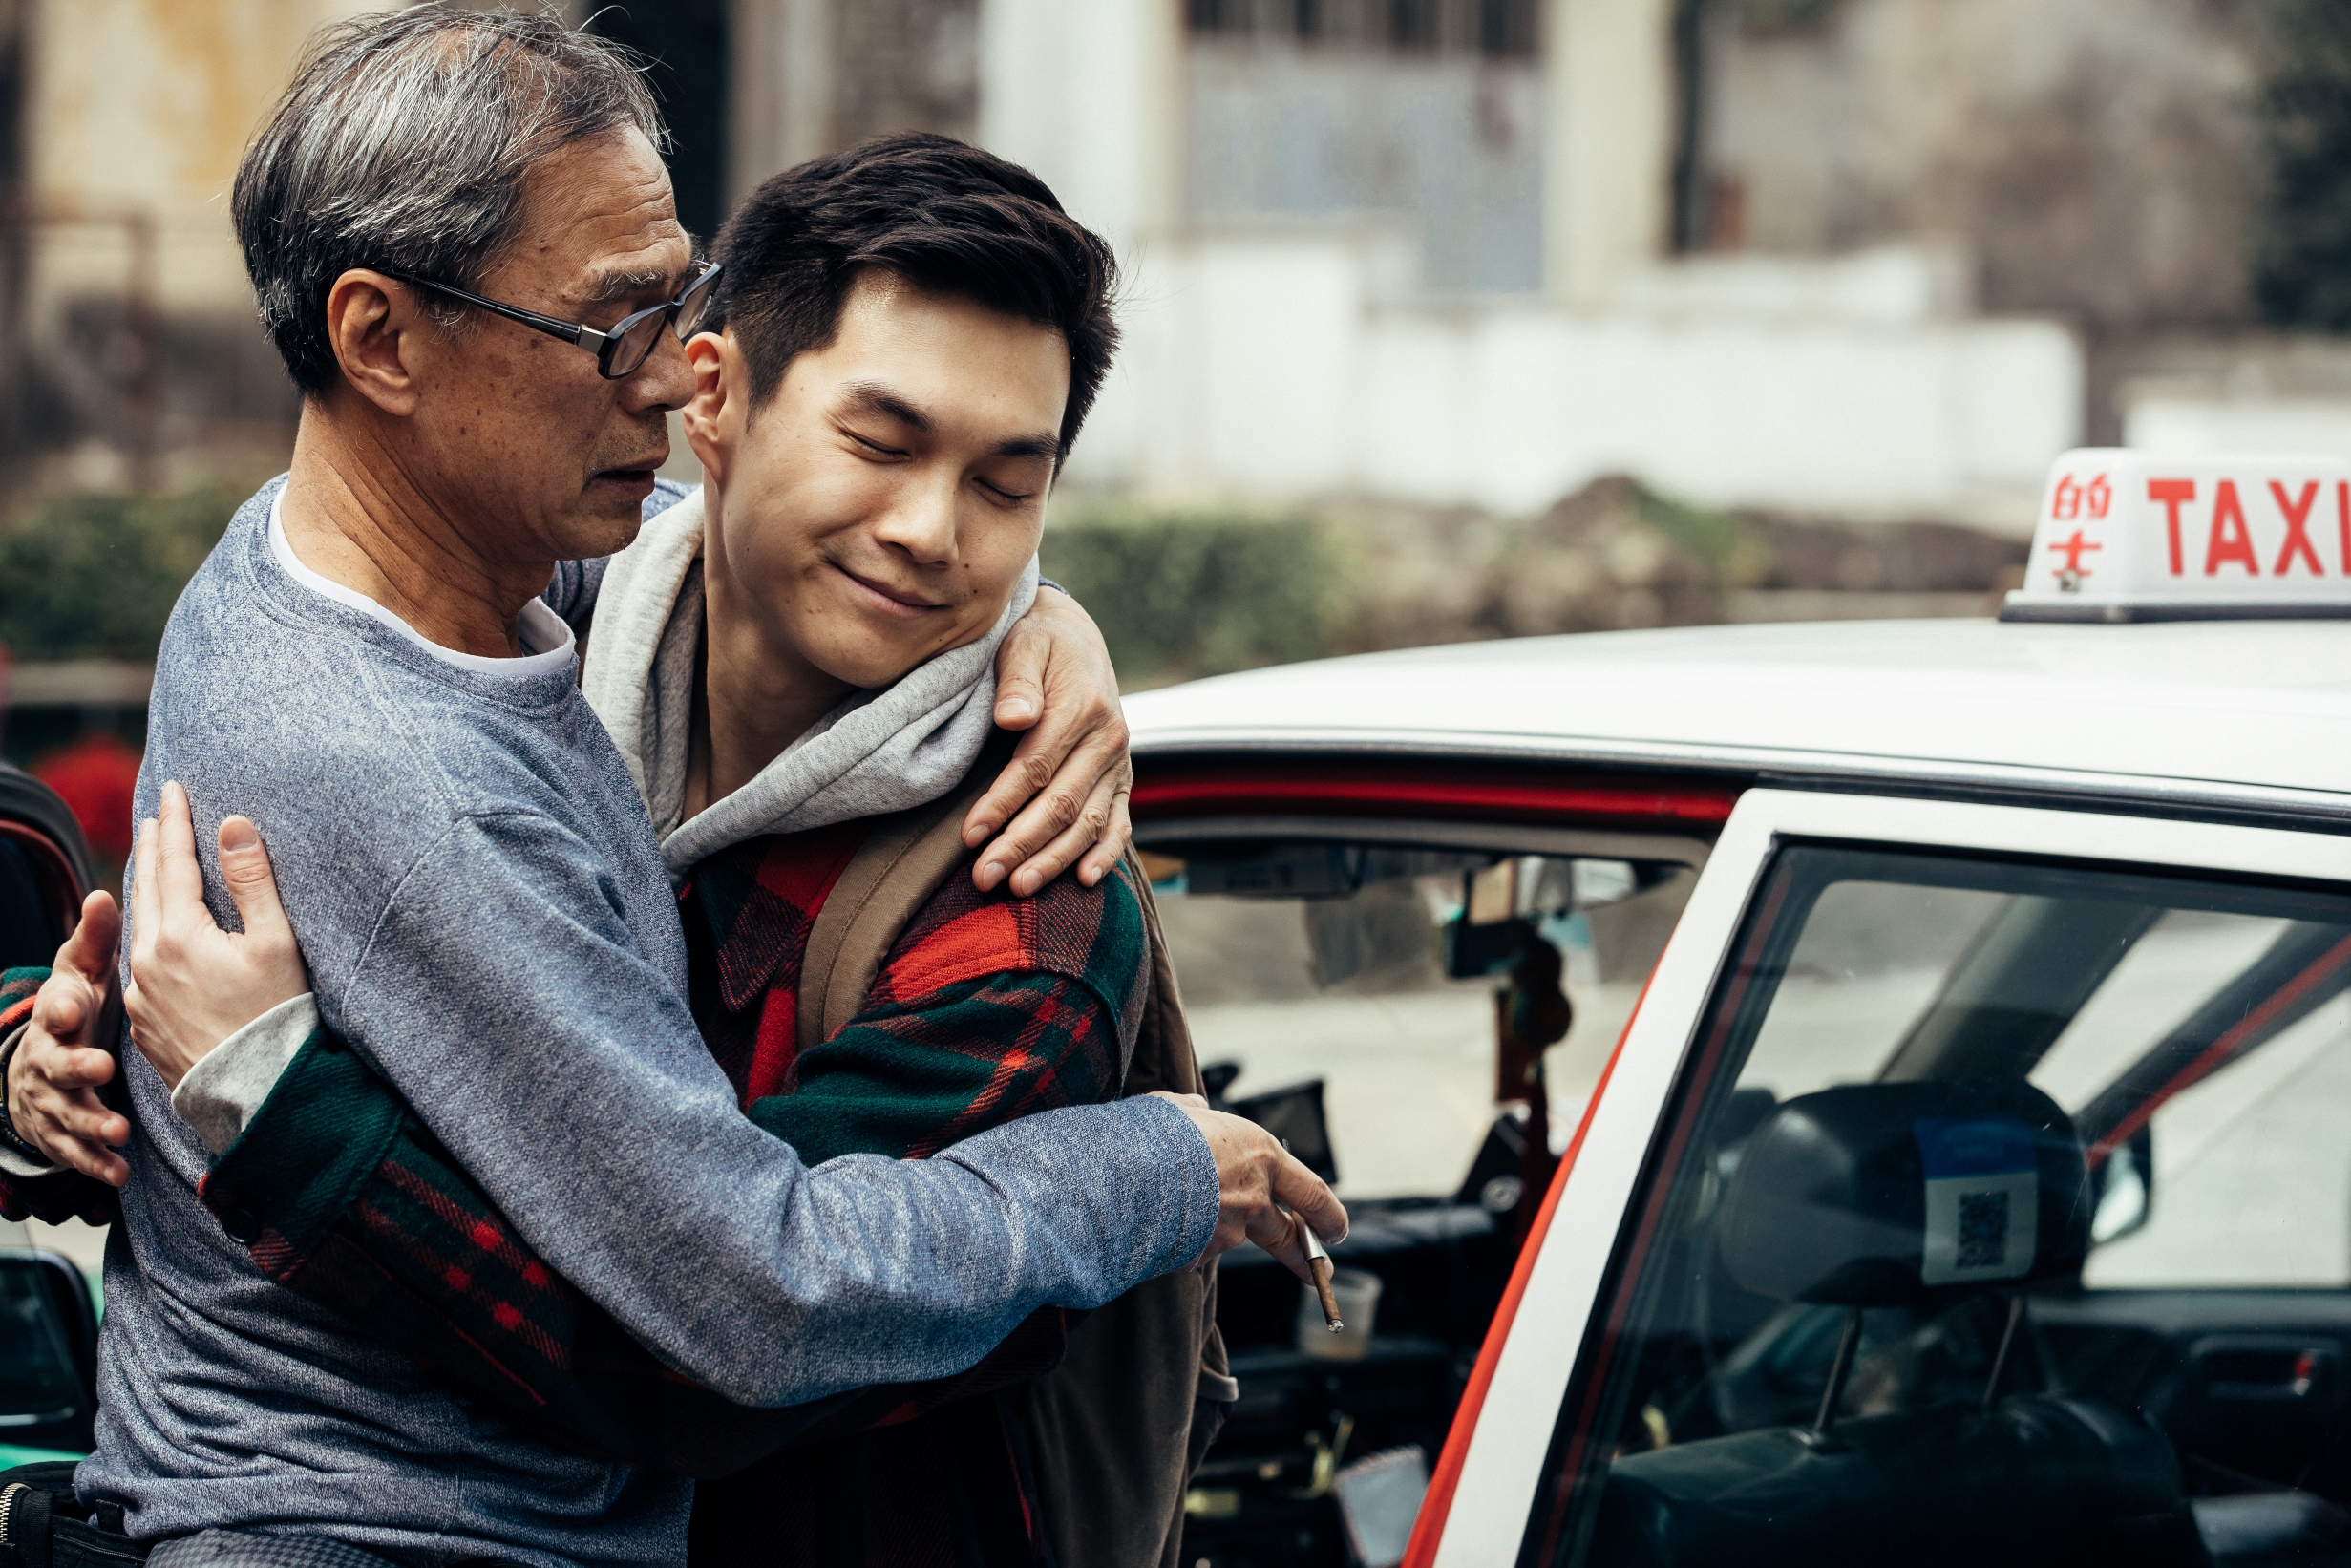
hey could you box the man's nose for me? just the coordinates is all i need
[620,328,696,413]
[873,476,961,564]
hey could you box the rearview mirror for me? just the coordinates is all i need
[0,1249,98,1453]
[2089,1125,2153,1245]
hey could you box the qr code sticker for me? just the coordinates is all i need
[1957,1190,2009,1270]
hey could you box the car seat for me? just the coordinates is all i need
[1592,1079,2217,1567]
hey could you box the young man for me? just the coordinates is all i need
[0,13,1339,1567]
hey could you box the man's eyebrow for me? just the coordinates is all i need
[988,434,1062,462]
[579,266,675,307]
[838,382,1058,460]
[839,382,935,433]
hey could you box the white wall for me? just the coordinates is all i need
[1076,230,2083,520]
[976,0,2084,521]
[977,0,1181,254]
[2124,396,2351,462]
[1545,0,1676,307]
[26,0,372,323]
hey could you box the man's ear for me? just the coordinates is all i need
[680,331,735,489]
[324,269,425,418]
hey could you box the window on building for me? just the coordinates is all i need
[1188,0,1536,56]
[1389,0,1443,50]
[1479,0,1538,55]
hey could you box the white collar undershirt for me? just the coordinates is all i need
[267,488,576,679]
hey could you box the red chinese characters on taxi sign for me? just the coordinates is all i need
[2001,448,2351,622]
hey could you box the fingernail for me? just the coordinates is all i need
[221,817,259,853]
[1000,697,1035,720]
[977,861,1004,889]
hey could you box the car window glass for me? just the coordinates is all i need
[1528,844,2351,1568]
[2084,991,2351,1288]
[1740,880,2004,1100]
[1150,844,1692,1197]
[1150,837,1696,1561]
[2030,910,2297,1111]
[0,1259,82,1421]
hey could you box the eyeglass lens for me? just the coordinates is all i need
[605,267,721,377]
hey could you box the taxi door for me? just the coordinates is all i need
[1408,787,2351,1567]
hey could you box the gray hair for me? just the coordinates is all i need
[233,5,666,393]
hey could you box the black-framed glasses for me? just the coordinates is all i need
[384,261,722,379]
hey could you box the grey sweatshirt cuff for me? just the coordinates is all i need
[1133,1091,1220,1274]
[172,993,319,1155]
[0,1021,58,1178]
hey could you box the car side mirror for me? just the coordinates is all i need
[0,1248,99,1453]
[2089,1125,2154,1245]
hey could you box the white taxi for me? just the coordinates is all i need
[1131,450,2351,1568]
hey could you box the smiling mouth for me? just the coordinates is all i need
[834,562,947,614]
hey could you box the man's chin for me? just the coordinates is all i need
[558,492,652,561]
[809,621,975,692]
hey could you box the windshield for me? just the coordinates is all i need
[1149,840,1693,1197]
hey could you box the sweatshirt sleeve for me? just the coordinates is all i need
[196,1021,1070,1477]
[223,810,1216,1409]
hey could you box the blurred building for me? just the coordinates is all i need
[0,0,2344,528]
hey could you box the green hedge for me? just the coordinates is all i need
[1039,502,1351,689]
[0,488,238,662]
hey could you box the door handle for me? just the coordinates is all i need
[2191,1338,2338,1405]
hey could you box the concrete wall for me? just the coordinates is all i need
[15,0,372,475]
[974,0,2082,521]
[978,0,1183,257]
[1697,0,2257,331]
[1545,0,1674,307]
[729,0,981,201]
[1078,228,2080,522]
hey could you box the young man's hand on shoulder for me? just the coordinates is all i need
[970,585,1133,898]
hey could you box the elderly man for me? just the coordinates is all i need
[0,11,1338,1568]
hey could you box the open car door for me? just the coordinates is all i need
[1412,789,2351,1568]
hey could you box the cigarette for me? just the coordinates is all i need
[1280,1139,1344,1331]
[1303,1219,1343,1332]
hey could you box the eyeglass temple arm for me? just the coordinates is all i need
[385,272,602,351]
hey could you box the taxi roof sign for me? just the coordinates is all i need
[2001,448,2351,622]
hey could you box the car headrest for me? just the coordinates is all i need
[1716,1079,2089,1306]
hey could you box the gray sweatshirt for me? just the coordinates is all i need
[77,477,1218,1567]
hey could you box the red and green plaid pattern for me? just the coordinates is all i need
[200,833,1149,1509]
[1,966,44,1021]
[0,965,120,1227]
[680,820,867,1104]
[692,831,1147,1164]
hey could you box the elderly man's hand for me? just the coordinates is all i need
[124,781,309,1092]
[968,585,1133,898]
[1148,1091,1349,1282]
[7,891,129,1184]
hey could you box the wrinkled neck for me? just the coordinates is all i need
[279,405,551,659]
